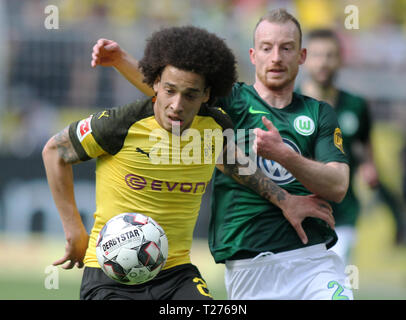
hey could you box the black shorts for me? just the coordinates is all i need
[80,263,213,300]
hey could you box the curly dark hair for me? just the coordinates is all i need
[139,26,237,105]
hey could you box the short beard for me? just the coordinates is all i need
[266,79,293,91]
[263,70,297,92]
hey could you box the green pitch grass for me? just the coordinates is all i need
[1,209,405,300]
[0,234,226,300]
[0,234,83,300]
[0,123,405,300]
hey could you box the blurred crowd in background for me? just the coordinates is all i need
[0,0,405,239]
[1,0,406,155]
[0,0,405,155]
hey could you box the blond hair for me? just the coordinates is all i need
[254,8,302,47]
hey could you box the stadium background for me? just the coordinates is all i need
[0,0,406,299]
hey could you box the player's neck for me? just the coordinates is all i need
[301,80,338,107]
[253,80,294,109]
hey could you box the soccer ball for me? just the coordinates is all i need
[96,212,168,285]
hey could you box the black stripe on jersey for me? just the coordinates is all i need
[68,98,154,160]
[68,125,91,161]
[69,99,233,161]
[90,99,154,155]
[198,104,234,131]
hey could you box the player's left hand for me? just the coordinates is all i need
[253,116,287,161]
[280,194,334,244]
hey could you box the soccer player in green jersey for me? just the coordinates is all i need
[90,9,352,300]
[44,25,334,300]
[215,10,350,300]
[299,29,406,262]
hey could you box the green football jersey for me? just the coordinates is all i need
[209,83,348,263]
[331,90,371,226]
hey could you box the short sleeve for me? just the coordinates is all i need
[68,99,154,161]
[314,102,349,164]
[69,114,106,161]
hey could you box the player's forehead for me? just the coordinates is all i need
[159,65,206,92]
[254,20,300,46]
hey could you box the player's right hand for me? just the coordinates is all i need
[253,116,288,162]
[281,194,334,245]
[91,38,123,68]
[53,227,89,269]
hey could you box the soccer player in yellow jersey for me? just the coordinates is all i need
[43,26,335,300]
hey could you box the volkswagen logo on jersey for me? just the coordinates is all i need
[257,138,301,185]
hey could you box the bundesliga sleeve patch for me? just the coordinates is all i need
[76,115,93,142]
[334,127,345,154]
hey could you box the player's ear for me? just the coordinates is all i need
[249,47,256,66]
[298,47,307,65]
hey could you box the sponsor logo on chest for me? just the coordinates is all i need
[257,138,301,185]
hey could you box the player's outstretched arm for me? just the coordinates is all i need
[42,127,89,269]
[254,116,349,203]
[216,143,335,244]
[91,38,155,97]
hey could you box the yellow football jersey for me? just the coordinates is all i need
[69,98,232,269]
